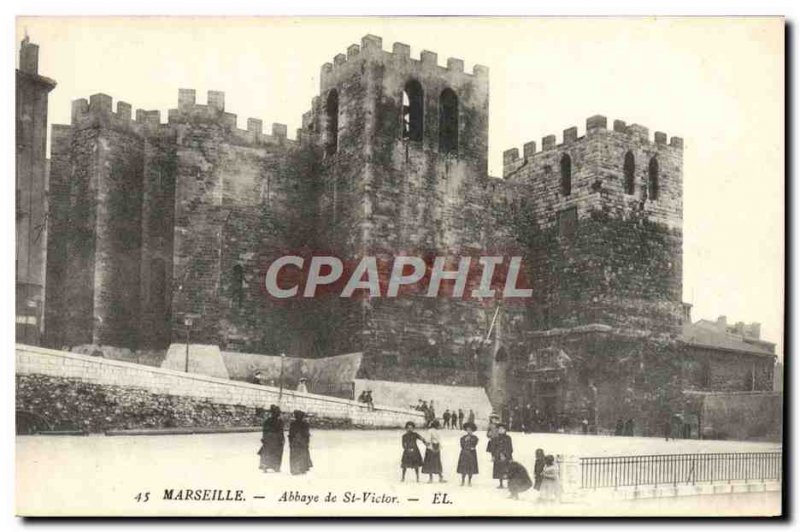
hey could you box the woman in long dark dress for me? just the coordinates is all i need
[506,461,533,499]
[488,423,513,488]
[258,405,284,473]
[289,410,313,475]
[422,420,444,483]
[533,448,546,490]
[401,421,426,482]
[456,422,479,486]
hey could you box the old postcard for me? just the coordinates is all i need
[14,16,784,517]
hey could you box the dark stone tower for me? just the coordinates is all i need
[16,36,56,345]
[299,35,495,385]
[499,115,684,432]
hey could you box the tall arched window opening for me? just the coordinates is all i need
[560,154,572,196]
[648,156,659,201]
[402,80,424,141]
[624,151,636,195]
[438,88,458,154]
[325,89,339,156]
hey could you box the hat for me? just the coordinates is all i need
[405,421,416,429]
[463,422,477,431]
[293,410,305,419]
[269,404,281,415]
[490,413,500,420]
[497,422,507,430]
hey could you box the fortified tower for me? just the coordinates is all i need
[499,115,684,431]
[299,35,495,384]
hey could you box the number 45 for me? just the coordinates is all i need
[135,492,150,503]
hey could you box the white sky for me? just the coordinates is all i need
[15,17,784,354]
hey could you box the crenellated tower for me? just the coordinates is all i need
[502,114,684,336]
[296,35,495,384]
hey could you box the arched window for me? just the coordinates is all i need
[232,264,244,307]
[624,151,635,195]
[325,89,339,156]
[560,154,572,196]
[648,156,659,201]
[438,88,458,154]
[402,80,424,142]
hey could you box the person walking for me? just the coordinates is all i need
[533,448,546,491]
[457,422,479,486]
[288,410,313,475]
[422,420,445,483]
[443,409,451,429]
[488,423,513,488]
[467,409,476,427]
[400,421,426,482]
[457,409,465,430]
[258,405,284,473]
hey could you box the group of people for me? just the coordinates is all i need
[357,390,375,410]
[413,400,475,430]
[614,418,636,436]
[400,414,561,502]
[257,405,313,475]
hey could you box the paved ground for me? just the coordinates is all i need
[16,430,782,517]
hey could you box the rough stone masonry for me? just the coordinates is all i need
[42,34,774,434]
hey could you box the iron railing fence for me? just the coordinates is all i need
[580,451,782,490]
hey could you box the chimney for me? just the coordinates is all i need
[19,36,39,74]
[681,303,692,324]
[716,315,727,331]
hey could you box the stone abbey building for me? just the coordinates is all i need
[43,35,776,435]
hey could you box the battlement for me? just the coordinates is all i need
[68,90,293,147]
[502,114,683,177]
[320,34,489,90]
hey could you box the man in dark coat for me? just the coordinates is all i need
[487,423,513,488]
[289,410,313,475]
[442,409,451,429]
[258,404,284,472]
[457,409,465,430]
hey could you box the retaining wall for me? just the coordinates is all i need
[16,344,423,430]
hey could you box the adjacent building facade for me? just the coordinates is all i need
[16,37,56,345]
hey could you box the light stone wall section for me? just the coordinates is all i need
[16,344,423,428]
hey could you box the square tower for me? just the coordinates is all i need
[301,35,494,384]
[502,115,684,336]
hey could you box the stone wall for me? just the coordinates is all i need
[16,344,424,430]
[691,391,782,442]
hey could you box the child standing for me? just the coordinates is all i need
[533,448,546,491]
[422,420,445,483]
[400,421,426,482]
[456,422,479,486]
[506,461,533,500]
[539,455,561,502]
[488,423,513,488]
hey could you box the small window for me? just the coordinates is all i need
[624,151,635,195]
[232,264,244,307]
[560,154,572,196]
[325,89,339,156]
[648,156,659,201]
[438,88,458,154]
[402,80,424,141]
